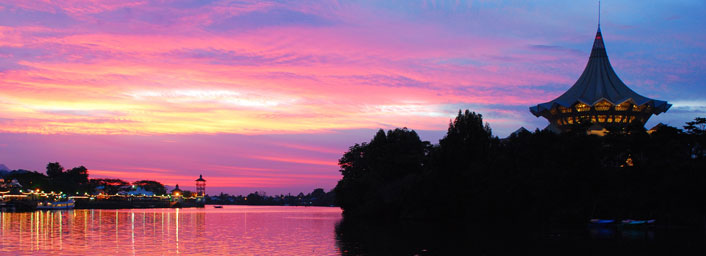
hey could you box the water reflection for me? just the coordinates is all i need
[588,225,657,240]
[335,219,706,255]
[0,206,342,255]
[4,207,706,255]
[335,218,474,255]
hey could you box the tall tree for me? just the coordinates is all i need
[46,162,64,179]
[436,110,495,173]
[684,117,706,159]
[334,127,430,218]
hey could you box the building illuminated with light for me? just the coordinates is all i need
[530,25,671,133]
[196,174,206,197]
[171,184,182,197]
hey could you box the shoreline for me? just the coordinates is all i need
[0,196,205,212]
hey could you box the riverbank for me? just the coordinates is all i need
[74,196,204,209]
[1,195,204,212]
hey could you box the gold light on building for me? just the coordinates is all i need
[530,24,670,133]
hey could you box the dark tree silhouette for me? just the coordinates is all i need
[684,117,706,159]
[46,162,64,179]
[335,112,706,227]
[65,166,90,194]
[684,117,706,135]
[205,188,336,206]
[4,170,49,190]
[133,180,167,195]
[334,128,430,219]
[42,162,90,194]
[90,178,130,195]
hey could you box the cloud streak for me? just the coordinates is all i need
[0,0,704,193]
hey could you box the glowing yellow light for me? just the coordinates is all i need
[595,101,612,111]
[575,103,590,112]
[616,102,630,111]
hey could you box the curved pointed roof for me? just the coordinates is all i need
[530,26,671,116]
[171,184,182,192]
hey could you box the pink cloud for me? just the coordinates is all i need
[248,155,338,167]
[0,1,701,193]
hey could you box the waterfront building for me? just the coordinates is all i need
[529,24,671,134]
[126,186,154,196]
[171,184,182,197]
[196,174,206,197]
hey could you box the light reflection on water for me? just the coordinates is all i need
[0,206,342,255]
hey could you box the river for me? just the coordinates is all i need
[2,206,706,255]
[0,206,342,255]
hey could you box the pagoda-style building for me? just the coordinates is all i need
[530,25,671,133]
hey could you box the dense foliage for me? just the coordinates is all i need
[1,163,167,196]
[2,162,90,194]
[133,180,168,195]
[334,110,706,227]
[2,162,333,202]
[205,188,335,206]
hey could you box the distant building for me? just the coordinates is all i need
[196,174,206,197]
[1,179,21,190]
[530,24,671,134]
[171,184,182,197]
[126,186,154,196]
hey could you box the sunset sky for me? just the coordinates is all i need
[1,0,704,194]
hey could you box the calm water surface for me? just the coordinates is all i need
[0,206,343,255]
[4,206,706,255]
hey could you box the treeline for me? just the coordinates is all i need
[0,162,168,196]
[206,188,335,206]
[334,110,706,227]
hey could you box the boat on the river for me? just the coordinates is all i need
[213,205,223,208]
[589,218,655,227]
[621,219,656,227]
[37,199,75,210]
[589,219,616,225]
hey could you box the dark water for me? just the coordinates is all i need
[2,206,705,255]
[336,219,706,255]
